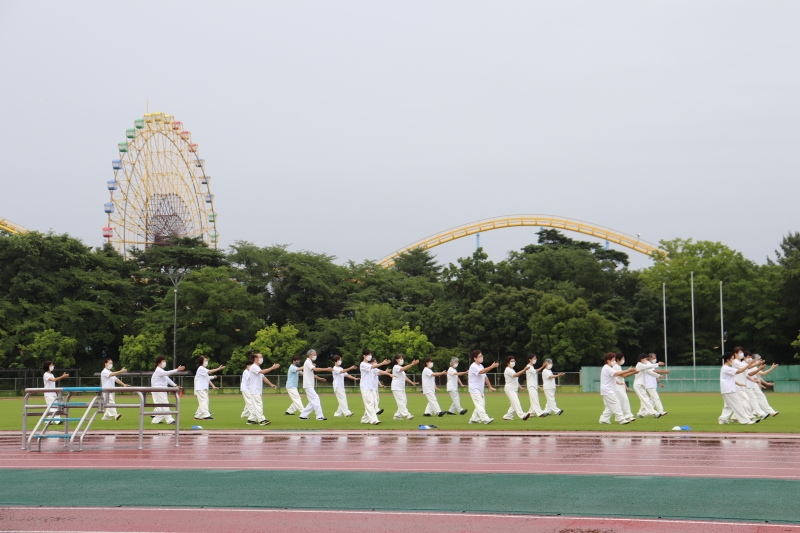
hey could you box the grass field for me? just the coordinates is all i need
[4,389,797,433]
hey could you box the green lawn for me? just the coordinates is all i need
[4,390,797,433]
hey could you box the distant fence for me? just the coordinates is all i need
[580,365,800,393]
[0,369,581,396]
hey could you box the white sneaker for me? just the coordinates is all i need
[502,416,514,421]
[620,419,631,425]
[719,420,729,425]
[405,415,414,420]
[484,418,494,424]
[599,421,611,424]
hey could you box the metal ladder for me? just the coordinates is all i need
[26,387,104,452]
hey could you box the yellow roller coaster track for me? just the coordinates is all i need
[377,214,661,268]
[0,217,28,235]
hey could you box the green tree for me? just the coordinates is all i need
[462,285,541,359]
[16,329,78,369]
[361,324,435,364]
[118,332,166,371]
[248,323,307,369]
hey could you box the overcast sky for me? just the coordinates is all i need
[1,1,798,270]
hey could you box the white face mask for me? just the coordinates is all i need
[257,358,263,365]
[532,359,537,365]
[737,352,744,360]
[106,363,113,369]
[547,364,553,370]
[49,365,54,372]
[398,360,404,366]
[366,355,372,362]
[620,360,625,366]
[477,357,483,364]
[509,362,516,368]
[336,360,341,366]
[160,361,167,368]
[203,360,208,367]
[311,355,317,361]
[452,363,458,368]
[427,362,433,368]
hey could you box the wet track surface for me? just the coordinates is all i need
[3,430,800,479]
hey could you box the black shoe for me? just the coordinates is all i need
[203,417,214,420]
[438,411,446,417]
[260,420,271,426]
[247,420,257,425]
[459,409,468,415]
[376,409,384,415]
[423,413,432,417]
[557,410,563,416]
[285,412,293,415]
[523,413,531,420]
[299,417,309,420]
[318,417,328,421]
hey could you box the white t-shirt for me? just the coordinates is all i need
[612,364,626,391]
[733,359,747,386]
[372,367,381,391]
[391,364,406,391]
[600,364,618,396]
[101,368,116,389]
[152,366,178,388]
[247,363,263,395]
[43,372,56,389]
[240,368,250,392]
[745,364,758,389]
[542,368,556,390]
[720,364,738,394]
[634,362,656,387]
[446,367,459,392]
[359,362,373,391]
[422,367,436,394]
[194,366,210,391]
[302,358,316,390]
[503,367,519,390]
[645,366,659,389]
[331,365,345,390]
[468,363,485,394]
[525,365,539,389]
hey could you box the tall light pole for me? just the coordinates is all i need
[165,267,190,368]
[691,271,696,384]
[662,282,668,378]
[720,281,725,356]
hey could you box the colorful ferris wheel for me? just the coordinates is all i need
[103,112,218,256]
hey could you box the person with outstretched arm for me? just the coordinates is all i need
[390,354,419,420]
[468,350,498,425]
[151,356,184,425]
[599,352,638,425]
[719,352,764,425]
[100,358,128,421]
[446,357,469,415]
[502,356,531,421]
[541,359,565,416]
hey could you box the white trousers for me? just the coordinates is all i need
[646,387,665,414]
[745,389,767,418]
[447,390,463,413]
[600,393,624,424]
[151,391,174,424]
[334,388,352,417]
[194,389,211,419]
[300,388,324,419]
[469,391,491,423]
[526,387,544,416]
[542,388,561,414]
[392,389,411,418]
[738,390,754,418]
[504,388,525,419]
[44,392,61,420]
[102,392,119,419]
[241,391,253,418]
[720,392,754,424]
[286,387,305,414]
[614,388,633,421]
[372,389,381,409]
[753,387,777,415]
[634,384,657,416]
[361,389,379,424]
[423,391,442,415]
[248,393,266,423]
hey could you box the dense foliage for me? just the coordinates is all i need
[1,228,798,375]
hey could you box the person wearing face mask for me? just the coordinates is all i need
[421,358,448,417]
[599,352,638,424]
[719,352,764,425]
[742,352,768,421]
[730,347,756,422]
[446,358,468,415]
[634,353,662,418]
[100,358,129,421]
[751,355,779,417]
[332,355,359,417]
[299,349,333,421]
[467,350,498,424]
[502,356,531,421]
[151,356,185,425]
[390,353,419,420]
[612,353,634,423]
[285,356,305,416]
[247,353,279,426]
[194,355,225,420]
[42,361,69,424]
[644,353,669,417]
[240,360,254,420]
[359,349,391,424]
[525,353,547,418]
[541,359,565,416]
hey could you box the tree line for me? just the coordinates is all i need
[1,228,799,375]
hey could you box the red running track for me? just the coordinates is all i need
[0,507,797,533]
[3,430,800,479]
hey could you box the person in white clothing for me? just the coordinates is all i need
[332,355,359,417]
[541,359,565,416]
[719,352,763,425]
[742,352,768,420]
[240,361,254,419]
[752,355,779,417]
[634,353,663,418]
[524,354,547,417]
[359,350,391,425]
[150,356,184,425]
[100,358,129,421]
[247,354,279,426]
[599,352,638,424]
[284,356,305,415]
[194,355,225,420]
[445,358,468,415]
[390,354,419,420]
[502,356,531,421]
[645,353,669,416]
[299,349,333,421]
[372,364,391,415]
[730,347,755,422]
[612,353,634,423]
[468,350,498,424]
[421,359,448,417]
[43,361,69,424]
